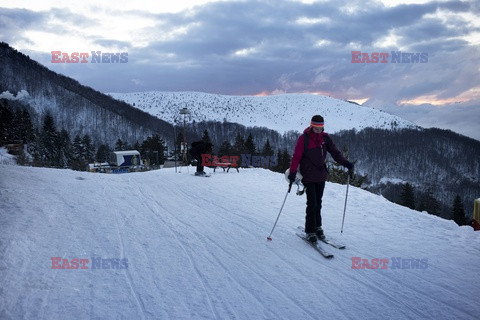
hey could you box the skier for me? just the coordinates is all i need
[288,115,354,243]
[189,141,213,176]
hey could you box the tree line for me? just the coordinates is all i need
[0,100,167,170]
[329,127,480,222]
[399,183,470,227]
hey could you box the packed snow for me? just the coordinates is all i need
[1,164,478,319]
[109,91,418,134]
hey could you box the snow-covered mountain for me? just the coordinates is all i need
[1,164,478,319]
[109,91,418,134]
[0,43,173,146]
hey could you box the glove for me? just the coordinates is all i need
[345,161,354,179]
[288,172,297,184]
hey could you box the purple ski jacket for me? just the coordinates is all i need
[289,127,349,183]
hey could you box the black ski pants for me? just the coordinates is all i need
[193,154,204,173]
[304,181,326,234]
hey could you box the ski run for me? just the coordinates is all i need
[1,164,479,319]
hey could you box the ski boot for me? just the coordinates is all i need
[316,227,326,241]
[306,233,317,244]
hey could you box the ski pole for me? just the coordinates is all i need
[340,174,350,235]
[267,182,293,241]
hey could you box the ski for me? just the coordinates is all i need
[193,173,211,177]
[296,233,334,259]
[321,238,346,250]
[297,226,346,249]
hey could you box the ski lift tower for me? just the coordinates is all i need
[179,107,191,166]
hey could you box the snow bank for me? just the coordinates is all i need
[0,147,17,165]
[0,89,30,101]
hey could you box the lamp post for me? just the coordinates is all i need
[173,119,178,173]
[179,107,190,166]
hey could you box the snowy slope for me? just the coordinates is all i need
[1,164,478,319]
[109,91,417,134]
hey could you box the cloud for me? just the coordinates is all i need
[0,8,46,44]
[4,1,478,94]
[1,0,479,139]
[365,98,480,140]
[125,0,479,98]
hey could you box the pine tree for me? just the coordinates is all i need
[218,140,233,157]
[82,134,94,163]
[202,129,212,145]
[15,109,34,165]
[272,148,290,173]
[400,183,415,209]
[281,149,291,172]
[39,112,59,167]
[12,108,23,141]
[0,100,13,143]
[233,132,245,156]
[452,195,466,226]
[141,135,167,165]
[28,128,42,166]
[133,141,141,152]
[417,189,440,215]
[96,144,111,163]
[245,133,256,155]
[20,109,34,143]
[115,138,125,151]
[72,135,83,159]
[71,134,85,170]
[57,129,71,168]
[261,139,274,157]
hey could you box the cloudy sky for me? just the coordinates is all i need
[1,0,479,139]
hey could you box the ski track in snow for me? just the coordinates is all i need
[1,165,479,319]
[104,180,148,320]
[122,171,333,319]
[154,185,328,319]
[134,174,311,319]
[130,177,221,320]
[320,221,474,320]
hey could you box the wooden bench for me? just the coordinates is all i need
[211,162,239,173]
